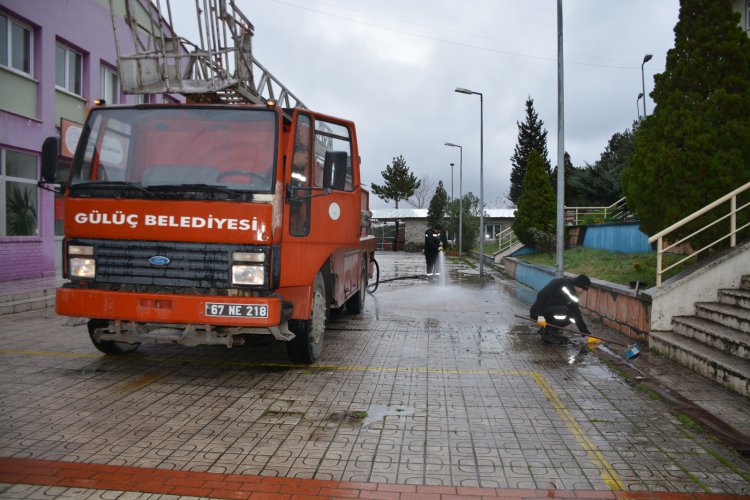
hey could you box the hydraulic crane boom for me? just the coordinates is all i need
[109,0,306,108]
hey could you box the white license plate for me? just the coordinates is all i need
[205,303,269,318]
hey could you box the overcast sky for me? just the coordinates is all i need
[170,0,680,209]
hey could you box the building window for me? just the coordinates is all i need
[1,148,38,237]
[56,43,82,95]
[0,13,33,75]
[100,65,120,104]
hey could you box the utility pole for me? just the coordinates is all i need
[555,0,565,278]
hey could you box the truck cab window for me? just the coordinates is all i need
[314,119,353,191]
[69,107,278,199]
[290,114,312,236]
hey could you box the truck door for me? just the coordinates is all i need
[312,118,361,299]
[283,113,360,296]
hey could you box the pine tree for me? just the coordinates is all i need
[623,0,750,247]
[508,97,551,205]
[370,155,421,250]
[571,125,637,207]
[370,155,420,209]
[426,180,449,230]
[512,150,556,247]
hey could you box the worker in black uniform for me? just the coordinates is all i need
[424,224,443,276]
[529,274,591,344]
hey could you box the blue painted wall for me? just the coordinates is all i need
[514,262,555,294]
[583,223,652,254]
[511,246,535,256]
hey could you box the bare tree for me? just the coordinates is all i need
[406,174,434,209]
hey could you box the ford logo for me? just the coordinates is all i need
[149,255,171,266]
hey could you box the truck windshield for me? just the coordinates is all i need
[69,107,278,198]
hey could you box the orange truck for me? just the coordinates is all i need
[41,102,376,363]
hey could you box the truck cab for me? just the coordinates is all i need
[42,102,375,363]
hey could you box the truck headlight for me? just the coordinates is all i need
[232,264,265,286]
[69,245,95,279]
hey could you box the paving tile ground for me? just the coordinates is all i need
[0,252,749,499]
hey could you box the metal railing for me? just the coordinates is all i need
[496,226,519,254]
[648,181,750,287]
[564,197,629,226]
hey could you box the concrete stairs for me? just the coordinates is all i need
[493,241,524,267]
[650,275,750,398]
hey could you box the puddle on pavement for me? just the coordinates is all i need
[327,404,416,427]
[359,404,416,427]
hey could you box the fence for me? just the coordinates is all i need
[648,181,750,287]
[564,197,629,226]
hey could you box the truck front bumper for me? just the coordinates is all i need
[57,287,293,343]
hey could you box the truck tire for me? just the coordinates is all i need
[287,273,327,363]
[87,319,140,355]
[345,259,367,314]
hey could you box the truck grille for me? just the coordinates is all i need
[73,239,250,289]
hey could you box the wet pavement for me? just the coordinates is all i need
[1,251,749,499]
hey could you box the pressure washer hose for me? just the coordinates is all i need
[366,257,380,294]
[366,257,431,294]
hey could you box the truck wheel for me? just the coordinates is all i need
[87,319,140,355]
[287,273,327,363]
[345,259,367,314]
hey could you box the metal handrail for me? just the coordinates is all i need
[496,227,519,254]
[564,197,629,226]
[648,181,750,287]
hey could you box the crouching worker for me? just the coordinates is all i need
[529,274,591,344]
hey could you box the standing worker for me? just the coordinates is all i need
[424,224,443,276]
[529,274,591,344]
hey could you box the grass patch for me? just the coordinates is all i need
[511,246,695,287]
[349,411,368,419]
[474,241,500,254]
[600,359,631,381]
[635,383,661,401]
[707,449,750,482]
[677,414,702,433]
[685,471,711,493]
[449,256,476,269]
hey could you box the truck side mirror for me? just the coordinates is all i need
[41,137,59,182]
[323,151,348,191]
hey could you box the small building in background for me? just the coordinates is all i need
[371,208,514,252]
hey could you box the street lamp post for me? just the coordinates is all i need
[449,163,454,201]
[444,142,463,259]
[636,92,644,121]
[641,53,652,117]
[455,87,484,279]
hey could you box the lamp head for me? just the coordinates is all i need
[637,92,644,99]
[444,142,459,148]
[450,163,455,167]
[455,87,473,95]
[643,53,653,63]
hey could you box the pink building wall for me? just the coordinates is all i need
[0,0,178,282]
